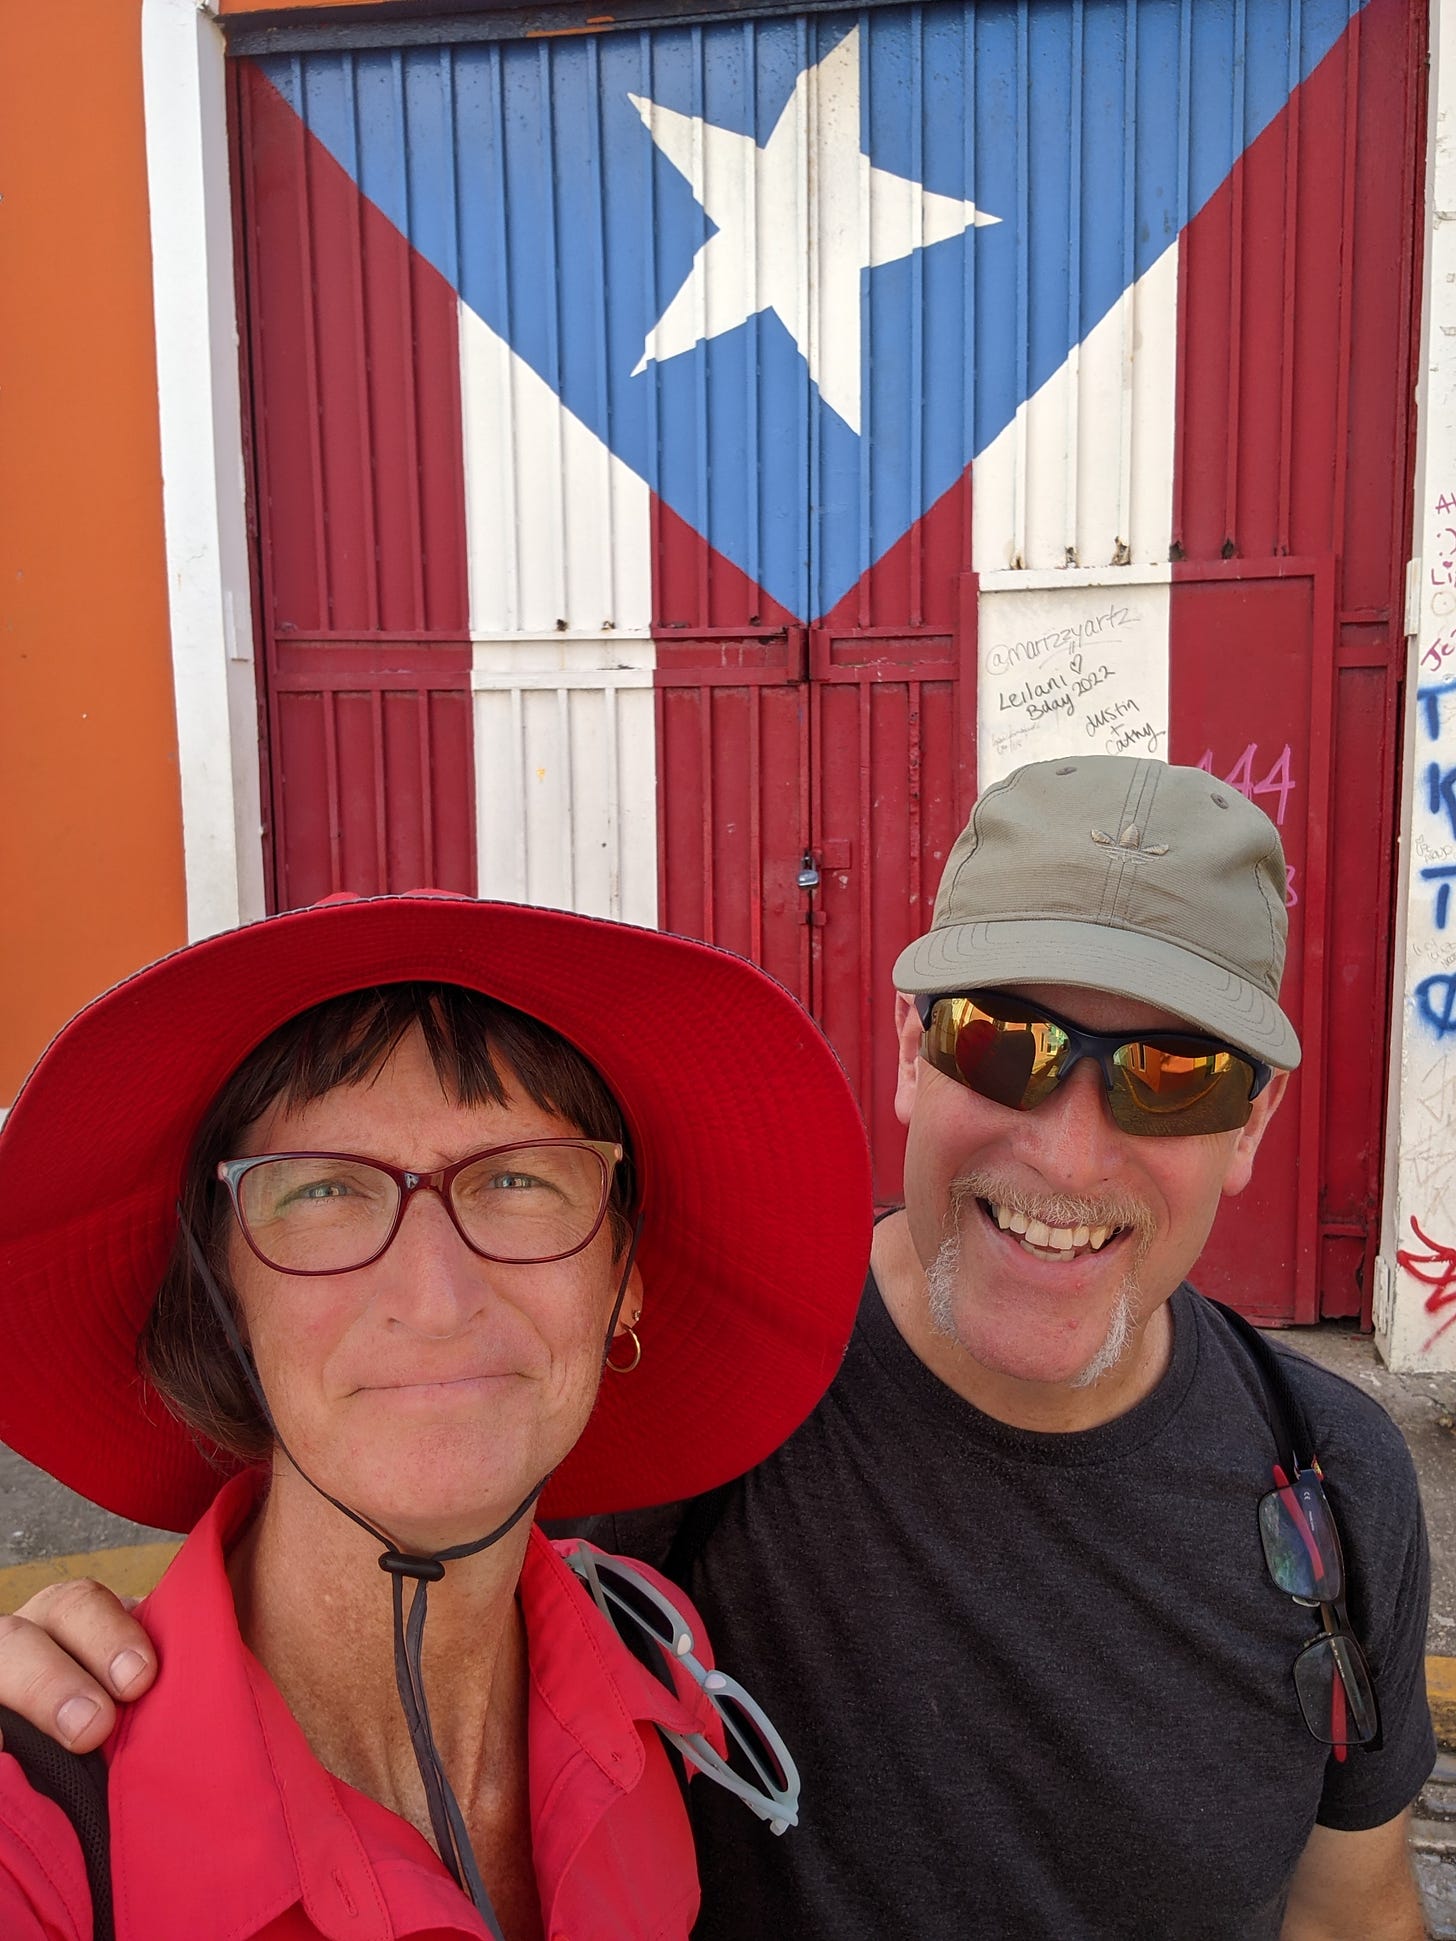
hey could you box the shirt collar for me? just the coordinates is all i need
[107,1473,718,1940]
[517,1527,722,1793]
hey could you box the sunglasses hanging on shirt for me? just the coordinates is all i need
[1209,1300,1380,1759]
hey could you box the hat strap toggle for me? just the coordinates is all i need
[180,1217,649,1937]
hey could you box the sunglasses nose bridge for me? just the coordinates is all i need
[1049,1037,1104,1088]
[1009,1053,1128,1192]
[1041,1037,1123,1117]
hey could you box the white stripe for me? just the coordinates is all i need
[460,302,653,637]
[972,245,1179,573]
[973,246,1179,788]
[458,302,658,925]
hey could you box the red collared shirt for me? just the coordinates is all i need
[0,1473,722,1939]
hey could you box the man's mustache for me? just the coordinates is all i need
[948,1169,1157,1243]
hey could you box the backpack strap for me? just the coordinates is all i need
[0,1705,113,1941]
[1202,1294,1318,1478]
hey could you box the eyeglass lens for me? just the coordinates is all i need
[920,995,1257,1137]
[1292,1631,1379,1747]
[234,1144,610,1272]
[1257,1467,1379,1749]
[712,1687,793,1795]
[1258,1472,1343,1603]
[597,1570,687,1654]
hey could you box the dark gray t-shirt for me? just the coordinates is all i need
[579,1279,1435,1940]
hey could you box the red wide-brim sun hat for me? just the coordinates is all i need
[0,895,872,1533]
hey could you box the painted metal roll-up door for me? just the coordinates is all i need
[230,0,1423,1323]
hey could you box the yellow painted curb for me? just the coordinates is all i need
[1429,1656,1456,1750]
[0,1542,180,1613]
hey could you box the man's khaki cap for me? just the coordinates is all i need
[892,756,1301,1070]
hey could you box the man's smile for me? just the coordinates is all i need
[980,1197,1125,1262]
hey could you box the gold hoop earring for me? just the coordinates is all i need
[605,1323,642,1375]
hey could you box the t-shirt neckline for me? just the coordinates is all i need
[859,1270,1204,1467]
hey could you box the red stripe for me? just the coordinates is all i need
[243,64,469,633]
[239,65,475,903]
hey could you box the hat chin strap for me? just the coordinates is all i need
[181,1214,643,1935]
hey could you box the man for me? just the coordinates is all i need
[0,757,1436,1938]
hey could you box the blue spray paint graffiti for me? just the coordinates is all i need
[1418,679,1456,740]
[1417,975,1456,1040]
[1415,682,1456,1035]
[1423,865,1456,931]
[1428,762,1456,842]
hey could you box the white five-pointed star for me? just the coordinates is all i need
[629,27,999,434]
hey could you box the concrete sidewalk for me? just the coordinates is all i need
[1416,1755,1456,1938]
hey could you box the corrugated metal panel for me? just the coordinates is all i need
[460,304,652,639]
[472,643,657,920]
[1167,561,1336,1325]
[270,647,475,910]
[246,15,1005,629]
[656,627,812,1002]
[237,60,476,905]
[810,620,973,1203]
[235,0,1424,1321]
[240,61,469,636]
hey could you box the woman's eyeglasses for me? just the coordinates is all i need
[217,1140,624,1275]
[564,1543,800,1835]
[1258,1464,1379,1753]
[915,991,1271,1138]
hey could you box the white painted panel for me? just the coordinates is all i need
[977,572,1172,787]
[473,646,657,927]
[973,246,1179,574]
[460,302,653,638]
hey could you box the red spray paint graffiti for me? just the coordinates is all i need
[1396,1215,1456,1356]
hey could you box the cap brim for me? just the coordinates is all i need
[0,897,871,1530]
[892,917,1301,1069]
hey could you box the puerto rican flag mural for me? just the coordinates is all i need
[245,0,1378,891]
[240,0,1405,1290]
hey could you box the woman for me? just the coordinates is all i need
[0,891,871,1939]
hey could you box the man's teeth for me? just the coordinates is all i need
[989,1202,1114,1256]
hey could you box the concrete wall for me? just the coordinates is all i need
[1382,0,1456,1371]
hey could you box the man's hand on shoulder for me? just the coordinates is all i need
[0,1578,156,1755]
[1281,1813,1428,1941]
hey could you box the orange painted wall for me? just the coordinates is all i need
[0,2,187,1107]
